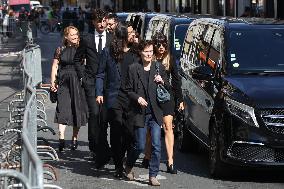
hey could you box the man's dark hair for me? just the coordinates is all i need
[92,8,107,22]
[107,13,119,22]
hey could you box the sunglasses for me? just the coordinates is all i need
[155,42,167,48]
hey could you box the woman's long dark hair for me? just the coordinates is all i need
[110,24,128,62]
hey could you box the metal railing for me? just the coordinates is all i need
[0,23,61,189]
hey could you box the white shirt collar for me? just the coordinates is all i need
[94,30,106,37]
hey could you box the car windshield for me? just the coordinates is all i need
[173,24,189,61]
[227,28,284,74]
[10,4,31,12]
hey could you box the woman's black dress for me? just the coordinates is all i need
[158,59,183,116]
[54,46,88,127]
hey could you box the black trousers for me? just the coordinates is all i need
[86,95,98,152]
[86,95,110,158]
[108,102,132,170]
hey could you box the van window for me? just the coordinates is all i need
[145,20,160,40]
[207,29,221,70]
[227,28,284,73]
[174,24,189,61]
[180,24,208,75]
[180,27,195,76]
[10,4,31,12]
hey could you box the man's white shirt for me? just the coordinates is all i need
[94,30,106,52]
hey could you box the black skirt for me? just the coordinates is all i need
[54,66,88,127]
[160,97,175,116]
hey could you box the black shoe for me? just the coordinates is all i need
[71,140,78,150]
[142,158,149,169]
[58,139,65,152]
[167,164,177,174]
[95,155,111,169]
[113,168,124,179]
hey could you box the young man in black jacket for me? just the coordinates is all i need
[74,8,112,168]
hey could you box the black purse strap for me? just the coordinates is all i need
[155,61,160,75]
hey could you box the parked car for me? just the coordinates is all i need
[179,17,284,177]
[145,14,196,66]
[125,12,159,39]
[116,12,131,22]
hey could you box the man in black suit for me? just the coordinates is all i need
[74,8,112,167]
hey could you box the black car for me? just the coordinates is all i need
[179,17,284,177]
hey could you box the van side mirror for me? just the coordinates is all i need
[192,66,214,80]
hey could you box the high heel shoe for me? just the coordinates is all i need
[166,163,177,174]
[71,140,78,150]
[59,139,65,152]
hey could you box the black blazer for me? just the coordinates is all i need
[125,61,170,127]
[74,32,113,96]
[96,48,121,108]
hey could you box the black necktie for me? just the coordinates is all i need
[98,34,103,53]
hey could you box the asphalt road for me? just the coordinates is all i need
[37,31,284,189]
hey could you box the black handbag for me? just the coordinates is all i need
[49,88,57,103]
[155,62,170,103]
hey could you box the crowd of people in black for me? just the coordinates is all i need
[50,8,184,186]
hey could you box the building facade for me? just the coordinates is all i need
[40,0,283,19]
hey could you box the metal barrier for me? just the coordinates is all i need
[0,25,61,189]
[0,18,28,38]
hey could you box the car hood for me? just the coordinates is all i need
[224,75,284,109]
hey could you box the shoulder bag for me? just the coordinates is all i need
[155,62,170,103]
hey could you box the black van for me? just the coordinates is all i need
[145,14,195,66]
[179,18,284,177]
[126,12,159,39]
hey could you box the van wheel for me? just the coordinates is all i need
[209,124,225,178]
[177,126,199,153]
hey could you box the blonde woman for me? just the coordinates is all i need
[50,26,88,152]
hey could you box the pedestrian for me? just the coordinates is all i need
[74,8,113,168]
[78,9,85,33]
[142,32,184,174]
[124,39,170,186]
[106,13,119,33]
[62,8,72,30]
[96,24,139,178]
[19,7,28,21]
[50,26,88,152]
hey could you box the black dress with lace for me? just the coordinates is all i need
[54,46,88,127]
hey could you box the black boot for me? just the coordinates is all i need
[59,139,65,152]
[71,140,78,150]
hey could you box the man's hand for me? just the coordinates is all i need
[96,96,104,104]
[138,97,148,107]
